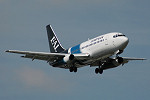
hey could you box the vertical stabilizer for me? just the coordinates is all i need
[46,25,65,53]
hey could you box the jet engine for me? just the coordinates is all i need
[63,54,74,63]
[116,57,124,64]
[102,57,124,70]
[112,57,124,66]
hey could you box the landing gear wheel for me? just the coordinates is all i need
[74,67,77,72]
[69,67,77,72]
[69,67,74,72]
[95,68,99,74]
[99,69,103,74]
[95,68,103,74]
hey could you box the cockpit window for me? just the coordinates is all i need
[113,34,125,38]
[118,34,125,36]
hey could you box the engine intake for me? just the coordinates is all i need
[63,54,74,63]
[116,57,123,64]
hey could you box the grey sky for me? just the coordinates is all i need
[0,0,150,100]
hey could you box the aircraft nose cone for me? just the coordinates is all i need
[124,37,129,45]
[122,37,129,48]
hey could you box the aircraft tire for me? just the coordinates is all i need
[74,67,77,72]
[99,69,103,74]
[69,67,74,72]
[95,68,99,74]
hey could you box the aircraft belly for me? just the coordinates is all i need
[49,60,88,69]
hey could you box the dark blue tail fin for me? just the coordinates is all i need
[46,25,65,53]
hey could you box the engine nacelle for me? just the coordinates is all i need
[101,57,124,70]
[116,57,124,64]
[112,57,124,66]
[63,54,74,63]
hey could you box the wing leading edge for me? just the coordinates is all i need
[122,57,147,63]
[5,50,90,62]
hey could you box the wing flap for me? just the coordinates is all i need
[21,54,55,61]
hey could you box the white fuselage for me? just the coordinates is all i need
[6,25,145,74]
[66,32,129,68]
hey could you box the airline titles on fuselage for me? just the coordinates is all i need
[81,36,104,50]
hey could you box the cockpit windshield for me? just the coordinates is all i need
[118,34,125,36]
[113,34,125,38]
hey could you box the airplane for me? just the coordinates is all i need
[6,25,146,74]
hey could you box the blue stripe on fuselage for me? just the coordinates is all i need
[71,44,81,54]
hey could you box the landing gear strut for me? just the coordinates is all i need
[69,67,77,72]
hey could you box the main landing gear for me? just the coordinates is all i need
[69,67,77,73]
[95,63,103,74]
[95,68,103,74]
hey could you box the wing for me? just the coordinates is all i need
[90,57,146,67]
[122,57,147,63]
[5,50,66,62]
[5,50,90,63]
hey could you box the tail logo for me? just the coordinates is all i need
[51,36,60,52]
